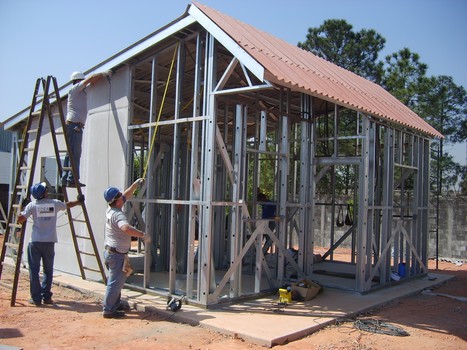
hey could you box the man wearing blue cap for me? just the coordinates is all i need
[102,178,151,319]
[17,182,84,306]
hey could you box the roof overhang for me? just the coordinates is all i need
[188,3,264,82]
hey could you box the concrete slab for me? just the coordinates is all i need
[52,272,453,348]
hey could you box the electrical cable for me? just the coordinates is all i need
[354,319,410,336]
[142,43,179,179]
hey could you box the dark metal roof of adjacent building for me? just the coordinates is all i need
[193,2,442,138]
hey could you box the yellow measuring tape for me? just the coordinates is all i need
[142,43,179,179]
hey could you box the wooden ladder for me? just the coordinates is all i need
[0,76,106,306]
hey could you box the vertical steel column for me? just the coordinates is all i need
[420,138,430,268]
[411,136,420,274]
[200,33,216,305]
[253,109,267,291]
[159,146,172,272]
[186,32,203,300]
[366,121,376,283]
[168,42,182,294]
[356,115,370,292]
[259,110,267,152]
[414,136,429,274]
[239,106,248,287]
[230,104,245,298]
[299,94,311,272]
[380,128,394,284]
[373,125,382,266]
[309,97,317,276]
[213,106,229,269]
[277,114,288,281]
[145,55,158,285]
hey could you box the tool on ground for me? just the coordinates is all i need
[278,286,292,304]
[167,295,185,312]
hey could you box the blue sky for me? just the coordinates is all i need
[1,0,465,164]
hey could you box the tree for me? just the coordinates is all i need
[419,76,467,194]
[381,48,428,109]
[433,153,465,193]
[419,75,467,144]
[298,19,385,82]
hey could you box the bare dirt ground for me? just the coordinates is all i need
[0,238,466,350]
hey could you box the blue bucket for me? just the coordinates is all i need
[398,263,406,278]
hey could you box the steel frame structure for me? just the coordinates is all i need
[123,29,432,306]
[5,25,433,308]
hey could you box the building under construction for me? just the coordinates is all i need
[2,2,442,307]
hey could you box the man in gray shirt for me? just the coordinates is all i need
[102,178,151,318]
[62,70,112,187]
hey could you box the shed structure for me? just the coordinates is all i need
[3,2,442,307]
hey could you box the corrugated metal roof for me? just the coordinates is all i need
[193,2,442,138]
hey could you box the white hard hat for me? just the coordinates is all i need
[70,71,85,81]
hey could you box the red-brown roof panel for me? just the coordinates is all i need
[193,2,442,138]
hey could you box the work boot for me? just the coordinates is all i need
[66,181,86,188]
[28,298,41,306]
[117,302,130,311]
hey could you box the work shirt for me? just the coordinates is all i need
[20,199,67,242]
[66,81,88,125]
[104,207,131,253]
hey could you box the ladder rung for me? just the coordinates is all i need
[62,167,72,171]
[56,132,65,136]
[12,204,21,208]
[79,251,96,257]
[58,149,67,153]
[28,129,38,134]
[8,223,22,229]
[24,147,35,152]
[19,167,31,171]
[73,219,87,223]
[83,266,101,273]
[5,242,19,249]
[75,234,90,239]
[0,281,14,289]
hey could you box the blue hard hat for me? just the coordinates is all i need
[103,187,120,204]
[30,182,48,199]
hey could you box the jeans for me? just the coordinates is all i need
[262,221,276,255]
[62,123,83,184]
[103,250,127,314]
[27,242,55,303]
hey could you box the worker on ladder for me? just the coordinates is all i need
[62,70,112,187]
[17,182,85,306]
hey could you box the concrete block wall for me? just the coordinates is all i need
[429,196,467,260]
